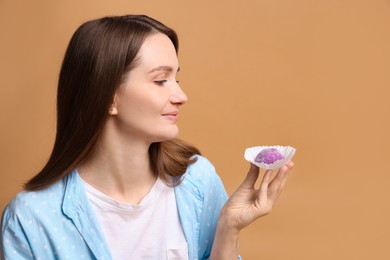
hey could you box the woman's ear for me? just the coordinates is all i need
[109,94,118,115]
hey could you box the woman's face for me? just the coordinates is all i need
[111,33,187,143]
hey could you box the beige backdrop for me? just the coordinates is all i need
[1,0,389,259]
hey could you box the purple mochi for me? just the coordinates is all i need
[254,148,285,164]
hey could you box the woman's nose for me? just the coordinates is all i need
[170,85,188,105]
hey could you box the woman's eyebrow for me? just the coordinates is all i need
[149,66,180,73]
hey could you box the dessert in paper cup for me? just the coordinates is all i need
[244,146,296,170]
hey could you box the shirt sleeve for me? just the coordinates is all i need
[197,159,227,259]
[1,207,34,259]
[197,158,242,260]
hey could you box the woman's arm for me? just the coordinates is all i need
[1,208,34,260]
[210,161,294,259]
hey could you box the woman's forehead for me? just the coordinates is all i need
[135,33,179,72]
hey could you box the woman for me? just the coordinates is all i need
[1,15,294,259]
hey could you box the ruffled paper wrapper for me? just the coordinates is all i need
[244,145,296,170]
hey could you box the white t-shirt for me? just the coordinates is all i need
[81,177,189,260]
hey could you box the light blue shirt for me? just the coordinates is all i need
[1,156,231,259]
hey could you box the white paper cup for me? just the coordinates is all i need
[244,145,296,170]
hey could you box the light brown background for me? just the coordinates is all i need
[1,0,389,259]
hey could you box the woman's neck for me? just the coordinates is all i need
[77,127,157,205]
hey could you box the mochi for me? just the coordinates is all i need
[254,148,285,164]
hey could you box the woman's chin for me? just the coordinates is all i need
[151,128,180,143]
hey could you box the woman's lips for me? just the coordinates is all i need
[162,111,178,121]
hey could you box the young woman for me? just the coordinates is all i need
[1,15,294,259]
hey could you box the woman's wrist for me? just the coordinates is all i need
[216,210,240,237]
[211,215,240,260]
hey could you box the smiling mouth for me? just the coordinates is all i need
[162,112,179,121]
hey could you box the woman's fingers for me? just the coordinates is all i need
[258,170,272,201]
[240,163,260,189]
[268,161,294,200]
[279,161,294,187]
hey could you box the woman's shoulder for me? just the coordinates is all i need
[2,175,70,221]
[182,155,224,190]
[187,155,218,177]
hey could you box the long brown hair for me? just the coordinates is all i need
[25,15,199,190]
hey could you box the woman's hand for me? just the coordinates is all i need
[210,162,294,259]
[219,161,294,234]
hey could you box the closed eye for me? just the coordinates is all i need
[154,80,167,86]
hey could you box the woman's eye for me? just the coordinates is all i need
[154,80,167,86]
